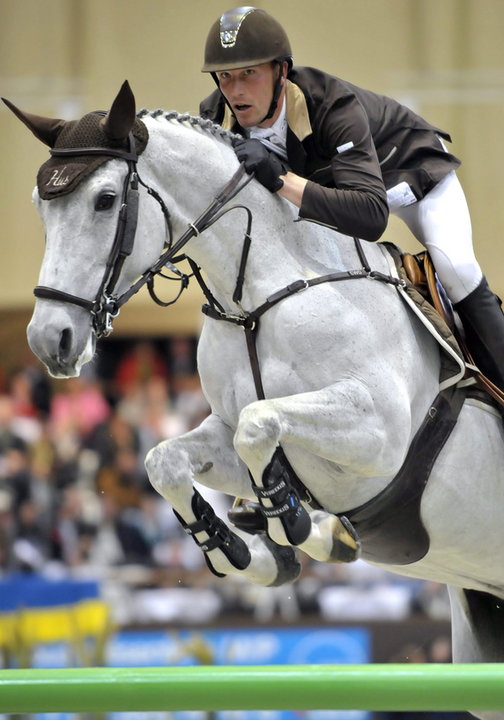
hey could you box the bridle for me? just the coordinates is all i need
[34,127,253,338]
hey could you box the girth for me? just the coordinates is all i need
[344,385,466,565]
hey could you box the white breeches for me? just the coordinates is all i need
[392,171,482,303]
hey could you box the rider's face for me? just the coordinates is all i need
[216,62,284,128]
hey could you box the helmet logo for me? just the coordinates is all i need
[220,29,238,47]
[219,6,255,48]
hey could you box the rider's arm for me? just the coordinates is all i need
[280,90,389,242]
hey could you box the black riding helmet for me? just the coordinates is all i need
[202,6,293,123]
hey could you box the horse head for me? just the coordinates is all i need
[5,79,312,379]
[3,82,166,377]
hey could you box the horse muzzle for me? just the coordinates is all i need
[27,302,96,378]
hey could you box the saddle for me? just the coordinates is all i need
[398,247,504,409]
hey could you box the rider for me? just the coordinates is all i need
[200,6,504,392]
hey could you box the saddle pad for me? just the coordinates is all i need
[380,242,466,391]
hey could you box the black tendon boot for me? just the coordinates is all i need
[173,490,251,577]
[253,446,312,546]
[454,277,504,391]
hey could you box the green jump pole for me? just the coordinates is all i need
[1,664,504,714]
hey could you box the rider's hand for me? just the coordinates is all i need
[233,138,287,193]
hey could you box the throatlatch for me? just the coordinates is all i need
[173,490,251,577]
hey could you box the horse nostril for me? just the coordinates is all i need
[58,327,73,362]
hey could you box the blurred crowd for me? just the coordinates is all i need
[0,337,452,627]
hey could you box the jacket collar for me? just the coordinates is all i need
[285,80,312,141]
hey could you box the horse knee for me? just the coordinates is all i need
[145,442,168,494]
[234,401,281,464]
[145,440,191,502]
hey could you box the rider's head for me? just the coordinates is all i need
[202,7,293,127]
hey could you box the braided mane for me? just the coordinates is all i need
[137,108,239,146]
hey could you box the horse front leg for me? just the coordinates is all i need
[233,378,410,564]
[145,412,301,586]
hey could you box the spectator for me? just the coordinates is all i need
[50,373,111,442]
[114,340,168,397]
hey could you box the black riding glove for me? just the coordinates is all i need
[233,137,287,193]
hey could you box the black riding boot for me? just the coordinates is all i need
[454,276,504,391]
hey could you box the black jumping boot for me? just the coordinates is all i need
[454,277,504,391]
[252,446,312,546]
[173,491,251,577]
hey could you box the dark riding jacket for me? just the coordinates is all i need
[200,66,461,242]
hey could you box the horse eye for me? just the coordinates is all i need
[95,193,116,211]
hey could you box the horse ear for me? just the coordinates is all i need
[1,97,66,147]
[101,80,136,142]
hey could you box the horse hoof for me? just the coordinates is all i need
[263,537,302,587]
[327,515,361,563]
[228,502,267,534]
